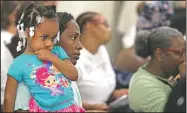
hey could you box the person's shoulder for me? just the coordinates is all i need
[98,45,108,53]
[130,67,158,87]
[52,46,63,54]
[7,54,27,70]
[7,54,29,81]
[52,45,63,52]
[98,45,110,58]
[13,54,26,62]
[132,66,152,79]
[75,48,91,69]
[78,48,92,61]
[53,45,61,49]
[52,46,69,59]
[75,54,86,67]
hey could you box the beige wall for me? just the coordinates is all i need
[56,1,144,63]
[116,1,143,34]
[56,1,115,27]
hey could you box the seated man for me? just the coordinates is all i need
[128,27,185,112]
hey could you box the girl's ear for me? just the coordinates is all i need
[25,28,30,39]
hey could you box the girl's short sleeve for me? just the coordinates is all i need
[53,46,70,60]
[7,59,23,82]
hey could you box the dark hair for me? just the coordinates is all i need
[6,34,22,58]
[6,2,30,58]
[76,11,98,33]
[56,12,74,35]
[15,1,43,26]
[135,27,183,58]
[135,30,151,58]
[6,3,57,58]
[18,2,57,30]
[1,1,20,30]
[170,8,186,35]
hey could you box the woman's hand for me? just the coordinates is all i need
[83,101,110,111]
[93,104,110,111]
[112,89,128,99]
[86,110,109,112]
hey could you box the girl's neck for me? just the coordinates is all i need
[24,43,35,55]
[23,51,35,54]
[80,34,101,54]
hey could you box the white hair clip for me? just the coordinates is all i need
[17,41,22,52]
[22,38,26,48]
[20,23,24,31]
[16,12,27,52]
[53,31,60,44]
[29,27,35,37]
[36,15,44,24]
[17,24,20,31]
[17,23,26,40]
[17,24,21,39]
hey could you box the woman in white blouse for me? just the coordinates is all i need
[1,1,21,110]
[76,11,128,111]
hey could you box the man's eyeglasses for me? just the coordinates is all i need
[165,48,186,57]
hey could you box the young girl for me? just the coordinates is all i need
[4,3,85,112]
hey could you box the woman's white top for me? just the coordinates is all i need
[76,45,116,104]
[1,30,14,105]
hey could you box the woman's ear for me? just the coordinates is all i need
[85,22,92,29]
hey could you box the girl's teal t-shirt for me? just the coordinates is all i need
[8,46,75,111]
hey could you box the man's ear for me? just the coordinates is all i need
[155,48,164,62]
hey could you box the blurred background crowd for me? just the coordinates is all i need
[1,1,186,112]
